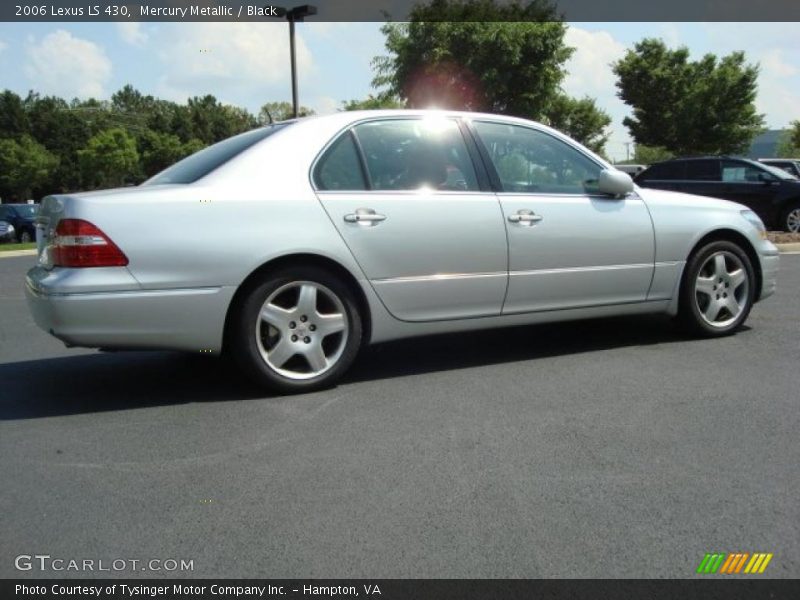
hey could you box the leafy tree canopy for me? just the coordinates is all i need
[613,38,765,155]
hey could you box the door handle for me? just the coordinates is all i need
[344,208,387,225]
[508,210,543,225]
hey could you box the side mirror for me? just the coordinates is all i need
[598,169,634,196]
[758,172,777,184]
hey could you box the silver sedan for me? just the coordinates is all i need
[25,110,780,392]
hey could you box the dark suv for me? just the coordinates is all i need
[0,203,37,242]
[635,157,800,232]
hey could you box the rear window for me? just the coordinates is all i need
[638,161,686,181]
[144,124,290,185]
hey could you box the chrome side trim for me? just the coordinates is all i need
[371,262,679,284]
[371,271,506,283]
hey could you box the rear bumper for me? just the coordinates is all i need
[25,268,234,353]
[758,250,779,301]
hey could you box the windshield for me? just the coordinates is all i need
[12,205,38,218]
[759,163,797,180]
[144,124,291,185]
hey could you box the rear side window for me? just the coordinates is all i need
[144,124,290,185]
[685,159,720,181]
[353,118,480,192]
[314,132,367,191]
[639,161,686,180]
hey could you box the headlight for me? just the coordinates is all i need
[741,210,767,239]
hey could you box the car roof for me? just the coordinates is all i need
[646,156,764,167]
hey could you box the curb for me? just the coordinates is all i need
[0,249,37,258]
[774,242,800,253]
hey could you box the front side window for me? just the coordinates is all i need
[721,160,768,183]
[473,121,602,194]
[352,118,480,192]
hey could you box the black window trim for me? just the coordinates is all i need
[310,115,491,195]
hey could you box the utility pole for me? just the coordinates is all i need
[273,5,317,119]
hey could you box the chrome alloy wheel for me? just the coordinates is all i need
[694,251,749,328]
[786,207,800,233]
[255,281,348,380]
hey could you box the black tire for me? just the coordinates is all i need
[678,240,756,337]
[780,201,800,233]
[19,229,33,243]
[229,266,363,394]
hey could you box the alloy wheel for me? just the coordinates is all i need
[786,207,800,233]
[255,281,349,380]
[694,251,750,328]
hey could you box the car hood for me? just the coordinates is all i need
[636,186,749,213]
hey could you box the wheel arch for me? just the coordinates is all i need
[681,228,763,303]
[222,253,372,353]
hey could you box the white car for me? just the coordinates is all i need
[26,110,779,393]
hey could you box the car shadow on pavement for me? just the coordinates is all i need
[0,314,722,420]
[345,314,740,384]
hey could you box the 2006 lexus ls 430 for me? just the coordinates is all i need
[25,110,780,393]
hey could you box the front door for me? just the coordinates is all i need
[470,120,655,314]
[314,117,508,322]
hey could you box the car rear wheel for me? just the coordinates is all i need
[19,230,33,243]
[783,203,800,233]
[230,266,363,393]
[678,240,755,337]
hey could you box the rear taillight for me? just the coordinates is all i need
[51,219,128,268]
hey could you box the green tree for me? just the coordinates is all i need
[0,135,59,200]
[0,91,30,138]
[613,39,765,155]
[373,1,571,116]
[77,128,140,189]
[258,101,314,124]
[542,94,611,153]
[138,130,204,178]
[341,94,405,111]
[630,144,674,165]
[774,121,800,157]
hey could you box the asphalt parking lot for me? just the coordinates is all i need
[0,254,798,579]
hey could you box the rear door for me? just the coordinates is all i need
[314,116,508,322]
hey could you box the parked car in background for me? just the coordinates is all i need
[25,111,778,393]
[759,158,800,178]
[615,164,647,177]
[0,221,15,243]
[635,156,800,232]
[0,203,37,242]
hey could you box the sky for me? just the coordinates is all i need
[0,21,798,160]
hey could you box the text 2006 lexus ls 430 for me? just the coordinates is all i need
[25,110,779,393]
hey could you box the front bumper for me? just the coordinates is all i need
[758,249,779,301]
[25,267,234,353]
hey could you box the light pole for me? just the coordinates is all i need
[274,5,317,119]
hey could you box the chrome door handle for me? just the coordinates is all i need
[508,210,543,225]
[344,208,387,225]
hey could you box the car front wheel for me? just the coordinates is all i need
[230,266,363,393]
[678,240,755,337]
